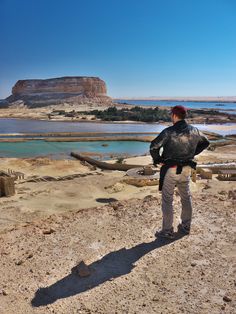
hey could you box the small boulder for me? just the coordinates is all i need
[15,259,24,266]
[1,289,8,296]
[223,295,232,302]
[143,195,157,202]
[42,228,56,235]
[72,261,91,277]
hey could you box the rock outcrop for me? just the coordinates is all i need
[0,99,9,108]
[6,76,111,107]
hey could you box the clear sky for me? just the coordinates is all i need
[0,0,236,98]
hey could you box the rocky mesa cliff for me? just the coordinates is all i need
[6,76,111,107]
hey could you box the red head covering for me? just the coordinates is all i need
[171,105,187,116]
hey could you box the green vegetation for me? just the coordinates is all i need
[83,106,172,122]
[48,106,227,122]
[116,157,125,164]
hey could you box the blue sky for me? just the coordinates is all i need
[0,0,236,98]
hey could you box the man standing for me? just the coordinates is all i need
[150,105,209,239]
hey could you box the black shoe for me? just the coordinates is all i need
[177,224,190,235]
[156,228,174,239]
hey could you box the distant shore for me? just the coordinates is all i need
[0,105,235,124]
[114,96,236,102]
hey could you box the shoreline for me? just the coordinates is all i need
[0,115,235,125]
[0,130,229,142]
[0,136,154,143]
[0,101,236,125]
[114,97,236,103]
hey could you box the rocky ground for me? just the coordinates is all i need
[0,146,235,313]
[0,184,235,314]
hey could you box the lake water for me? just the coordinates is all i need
[0,118,235,159]
[0,119,235,135]
[0,140,150,159]
[0,118,164,134]
[115,99,236,112]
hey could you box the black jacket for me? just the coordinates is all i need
[150,120,210,165]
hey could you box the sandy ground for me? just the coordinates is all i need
[0,146,235,313]
[0,157,159,232]
[0,103,112,121]
[0,145,235,231]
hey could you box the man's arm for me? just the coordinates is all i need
[195,131,210,155]
[150,130,168,164]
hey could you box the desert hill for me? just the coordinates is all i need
[5,76,112,108]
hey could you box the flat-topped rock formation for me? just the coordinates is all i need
[6,76,111,107]
[12,77,107,97]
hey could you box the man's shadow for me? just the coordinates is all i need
[31,233,184,307]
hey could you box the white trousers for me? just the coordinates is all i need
[161,166,192,231]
